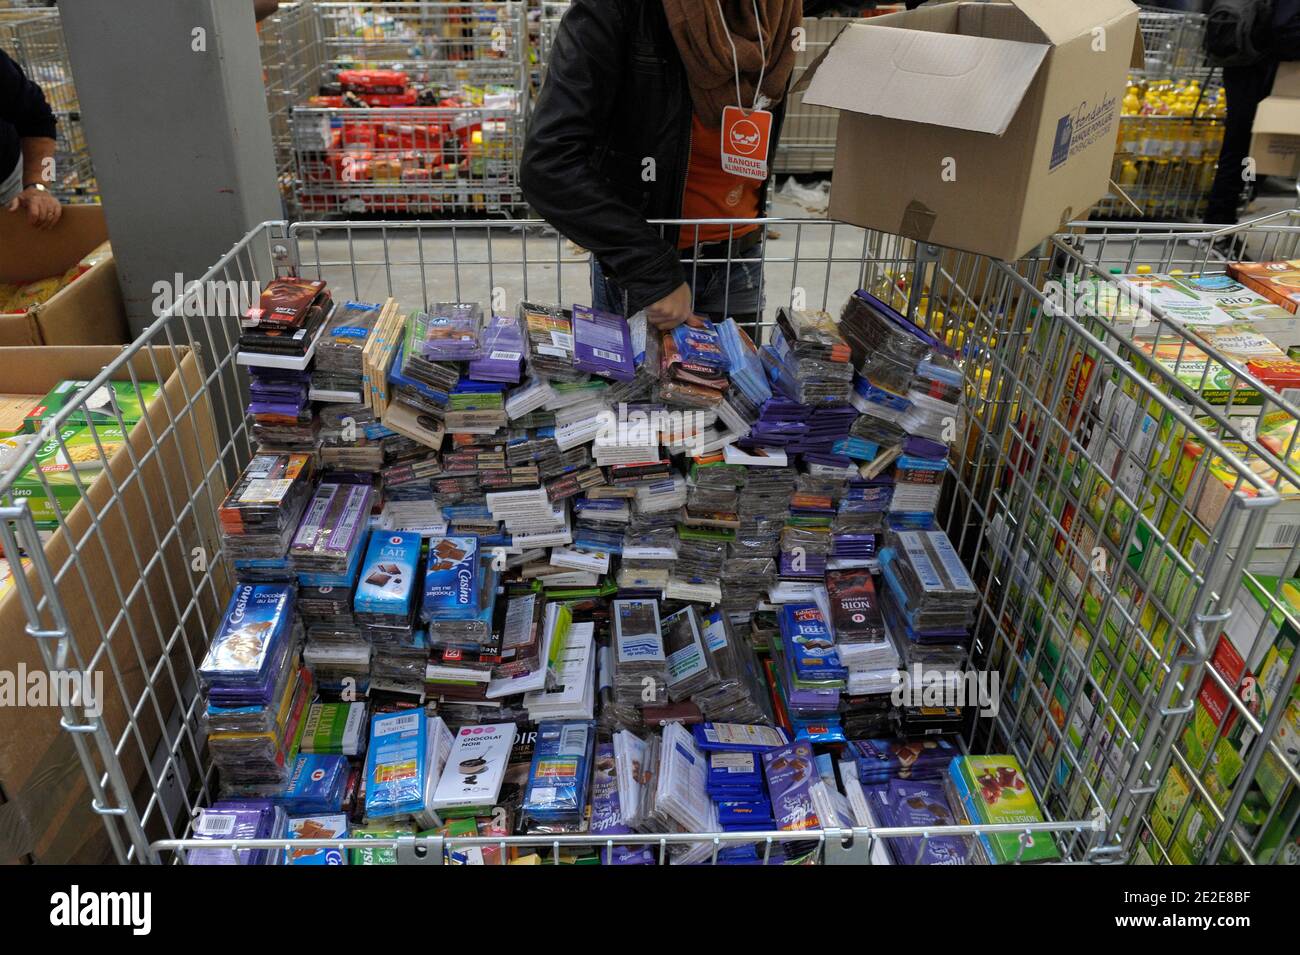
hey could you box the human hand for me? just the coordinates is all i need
[7,186,62,229]
[645,282,694,330]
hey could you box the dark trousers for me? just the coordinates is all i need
[1204,60,1280,224]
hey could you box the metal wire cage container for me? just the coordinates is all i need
[1045,212,1300,864]
[260,1,326,213]
[0,8,97,203]
[289,1,530,216]
[0,215,1280,864]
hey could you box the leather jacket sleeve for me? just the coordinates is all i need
[520,0,686,313]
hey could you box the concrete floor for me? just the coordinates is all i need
[284,185,1300,336]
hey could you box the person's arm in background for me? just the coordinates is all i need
[254,0,281,22]
[0,48,60,228]
[520,0,692,327]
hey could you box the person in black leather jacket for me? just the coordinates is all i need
[521,0,800,330]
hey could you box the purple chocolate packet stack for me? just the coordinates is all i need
[189,799,286,865]
[468,313,526,383]
[572,305,635,382]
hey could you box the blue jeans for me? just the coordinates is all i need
[591,251,764,323]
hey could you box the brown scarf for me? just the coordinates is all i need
[662,0,803,129]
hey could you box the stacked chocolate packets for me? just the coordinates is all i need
[877,528,978,737]
[313,300,383,402]
[198,583,309,794]
[694,723,792,837]
[247,367,314,449]
[766,307,855,405]
[421,536,503,705]
[240,277,332,360]
[218,451,317,572]
[775,602,845,740]
[824,569,899,699]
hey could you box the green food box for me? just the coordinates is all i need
[948,754,1061,864]
[23,379,160,435]
[8,426,127,528]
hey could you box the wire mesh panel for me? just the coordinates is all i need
[290,2,529,215]
[534,0,569,92]
[0,9,97,203]
[0,227,287,864]
[292,103,523,215]
[772,16,856,176]
[1038,211,1300,864]
[260,1,325,211]
[0,217,1277,864]
[314,0,528,86]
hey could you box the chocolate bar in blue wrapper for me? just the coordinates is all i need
[198,583,295,691]
[762,740,819,832]
[717,797,775,831]
[354,529,421,626]
[880,778,974,865]
[779,603,847,684]
[282,753,351,814]
[672,320,730,372]
[364,710,428,819]
[590,742,655,864]
[522,720,596,830]
[849,737,958,784]
[421,536,480,621]
[707,750,765,798]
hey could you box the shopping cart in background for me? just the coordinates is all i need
[534,0,569,92]
[0,8,97,203]
[0,215,1282,864]
[259,1,325,214]
[287,1,530,217]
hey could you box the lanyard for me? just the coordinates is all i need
[714,0,767,114]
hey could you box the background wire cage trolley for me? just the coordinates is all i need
[0,8,97,203]
[0,216,1277,864]
[290,1,530,216]
[260,1,326,214]
[771,15,861,177]
[1038,211,1300,865]
[1095,7,1226,222]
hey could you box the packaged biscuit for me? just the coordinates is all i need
[8,426,127,528]
[22,379,160,434]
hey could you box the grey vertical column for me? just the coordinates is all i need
[59,0,282,337]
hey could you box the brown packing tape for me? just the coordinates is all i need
[899,200,937,244]
[0,346,228,863]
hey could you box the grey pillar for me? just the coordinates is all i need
[59,0,281,337]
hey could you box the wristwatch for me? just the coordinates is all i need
[22,182,49,193]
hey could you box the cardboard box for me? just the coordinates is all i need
[1251,63,1300,179]
[797,0,1143,261]
[0,205,128,347]
[0,346,225,863]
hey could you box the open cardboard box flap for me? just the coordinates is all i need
[0,205,109,286]
[800,25,1048,136]
[1011,0,1141,47]
[1254,95,1300,135]
[797,0,1144,136]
